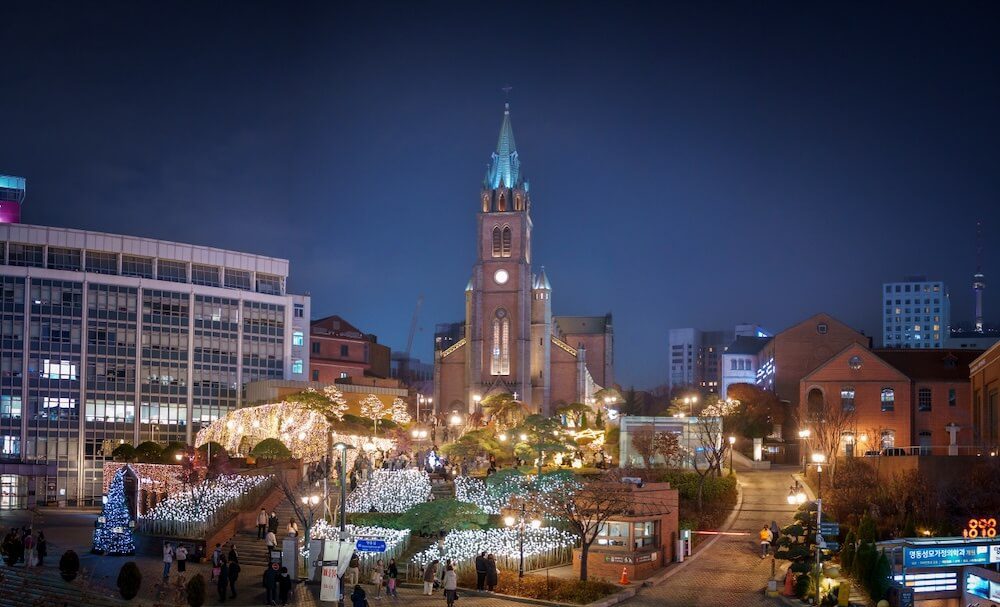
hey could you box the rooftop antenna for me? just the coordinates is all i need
[974,220,985,332]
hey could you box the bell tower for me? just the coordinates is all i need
[466,103,533,409]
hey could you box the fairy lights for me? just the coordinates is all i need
[141,474,270,523]
[454,473,579,515]
[410,527,577,571]
[305,521,411,562]
[92,467,136,555]
[346,469,431,513]
[101,462,185,496]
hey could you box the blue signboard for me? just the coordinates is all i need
[356,539,387,553]
[903,544,991,568]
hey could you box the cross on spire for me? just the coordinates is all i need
[502,84,513,99]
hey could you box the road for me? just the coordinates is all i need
[624,467,800,607]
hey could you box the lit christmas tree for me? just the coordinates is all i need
[92,466,136,555]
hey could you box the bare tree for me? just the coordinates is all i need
[800,393,856,480]
[629,425,656,467]
[629,425,683,468]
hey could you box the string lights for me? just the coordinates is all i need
[346,469,431,513]
[453,473,578,515]
[141,474,271,523]
[92,467,136,555]
[410,527,577,572]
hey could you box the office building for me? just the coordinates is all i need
[669,324,769,394]
[882,277,950,349]
[0,176,25,225]
[0,222,309,507]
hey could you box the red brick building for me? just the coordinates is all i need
[800,344,980,455]
[309,315,391,383]
[970,341,1000,449]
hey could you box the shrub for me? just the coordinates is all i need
[59,550,80,581]
[135,441,163,463]
[250,438,292,460]
[857,513,877,543]
[112,443,136,462]
[867,552,891,601]
[162,441,188,464]
[794,573,812,598]
[186,573,207,607]
[853,542,876,582]
[840,530,856,571]
[116,561,142,600]
[196,441,228,457]
[398,499,488,535]
[456,568,618,603]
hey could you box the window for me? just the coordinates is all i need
[491,308,510,375]
[881,430,895,450]
[817,323,828,334]
[224,269,251,290]
[0,396,21,420]
[294,304,304,318]
[292,331,304,346]
[85,251,118,275]
[948,388,956,407]
[848,355,862,370]
[292,359,303,374]
[311,370,319,381]
[339,372,348,379]
[633,521,657,548]
[47,247,82,271]
[918,388,932,412]
[340,345,349,357]
[841,388,855,412]
[191,264,221,287]
[880,388,895,412]
[731,359,737,370]
[492,226,502,257]
[8,243,43,267]
[1,436,19,457]
[41,359,77,380]
[158,260,188,283]
[501,227,512,257]
[121,255,154,278]
[596,522,629,547]
[311,342,320,354]
[256,274,282,295]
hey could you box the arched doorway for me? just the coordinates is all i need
[806,387,825,418]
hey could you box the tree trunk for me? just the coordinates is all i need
[697,475,706,512]
[579,542,590,581]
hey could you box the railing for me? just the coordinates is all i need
[405,544,573,581]
[848,444,1000,457]
[136,474,277,540]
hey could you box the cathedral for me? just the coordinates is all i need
[433,104,615,416]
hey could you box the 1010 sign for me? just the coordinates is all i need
[962,518,997,539]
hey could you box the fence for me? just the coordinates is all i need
[405,543,574,581]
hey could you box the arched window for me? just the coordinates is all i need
[492,226,502,258]
[880,388,895,412]
[497,192,506,212]
[501,227,512,257]
[491,309,510,376]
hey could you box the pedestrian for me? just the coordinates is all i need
[162,541,174,579]
[35,531,46,567]
[228,555,241,599]
[351,584,368,607]
[23,532,34,568]
[759,525,773,558]
[216,555,229,603]
[346,553,361,586]
[257,508,269,539]
[268,510,279,534]
[278,566,292,605]
[386,558,399,598]
[486,554,498,592]
[263,562,280,606]
[228,543,239,564]
[770,520,780,544]
[474,551,487,591]
[287,518,299,537]
[211,543,222,581]
[371,559,384,600]
[443,564,458,607]
[265,530,278,551]
[175,544,188,578]
[422,560,439,595]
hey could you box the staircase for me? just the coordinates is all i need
[430,477,455,501]
[233,499,299,567]
[0,566,126,607]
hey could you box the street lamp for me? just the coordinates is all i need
[334,442,356,607]
[473,394,482,413]
[300,493,320,569]
[683,394,699,416]
[503,502,541,578]
[787,482,807,505]
[811,452,826,499]
[727,435,736,474]
[798,428,811,473]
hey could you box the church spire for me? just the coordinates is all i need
[486,103,522,190]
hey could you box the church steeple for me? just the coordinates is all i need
[481,103,530,213]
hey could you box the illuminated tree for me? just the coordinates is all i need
[482,393,527,430]
[93,467,136,555]
[390,397,412,425]
[360,394,389,435]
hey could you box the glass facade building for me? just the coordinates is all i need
[0,224,310,506]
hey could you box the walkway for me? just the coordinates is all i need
[624,467,800,607]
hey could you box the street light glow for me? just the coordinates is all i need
[811,452,826,464]
[504,515,516,527]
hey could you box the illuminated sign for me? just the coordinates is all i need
[903,544,992,568]
[962,518,997,539]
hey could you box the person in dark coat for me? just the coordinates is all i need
[268,511,279,534]
[35,531,47,566]
[216,555,229,603]
[486,554,498,591]
[227,555,241,598]
[474,552,487,591]
[278,566,292,605]
[351,584,367,607]
[263,562,280,606]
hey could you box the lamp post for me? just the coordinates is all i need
[504,502,541,578]
[727,435,736,474]
[473,394,482,415]
[798,428,811,474]
[300,493,320,575]
[787,482,806,505]
[334,442,355,607]
[683,394,699,416]
[811,452,826,499]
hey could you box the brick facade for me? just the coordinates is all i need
[309,315,391,382]
[970,342,1000,448]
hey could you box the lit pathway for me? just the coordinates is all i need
[623,467,800,607]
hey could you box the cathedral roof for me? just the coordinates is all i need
[533,266,551,290]
[485,103,523,190]
[554,315,612,336]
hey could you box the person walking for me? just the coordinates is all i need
[216,555,229,603]
[268,510,279,534]
[474,551,487,591]
[35,531,46,567]
[351,585,368,607]
[422,560,439,595]
[371,559,384,600]
[23,532,34,568]
[228,543,239,564]
[257,508,269,539]
[278,566,292,605]
[759,525,773,558]
[263,562,280,606]
[211,543,222,582]
[175,544,188,579]
[346,553,361,587]
[442,564,458,607]
[485,554,498,592]
[770,520,781,544]
[162,542,174,580]
[227,555,241,599]
[265,530,278,553]
[386,558,399,598]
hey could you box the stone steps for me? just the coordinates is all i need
[0,565,127,607]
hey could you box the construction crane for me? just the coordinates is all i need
[405,294,424,359]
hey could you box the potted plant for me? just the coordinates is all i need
[116,561,142,599]
[59,549,80,581]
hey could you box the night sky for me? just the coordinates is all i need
[2,2,999,389]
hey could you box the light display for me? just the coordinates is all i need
[305,521,411,561]
[195,401,395,462]
[453,473,579,515]
[390,397,411,425]
[346,469,431,513]
[102,462,185,496]
[142,474,270,523]
[360,394,388,434]
[92,467,136,555]
[410,527,577,572]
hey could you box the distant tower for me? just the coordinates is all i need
[0,175,25,224]
[974,220,985,333]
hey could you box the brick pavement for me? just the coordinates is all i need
[621,468,800,607]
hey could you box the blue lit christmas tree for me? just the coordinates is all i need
[92,466,136,555]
